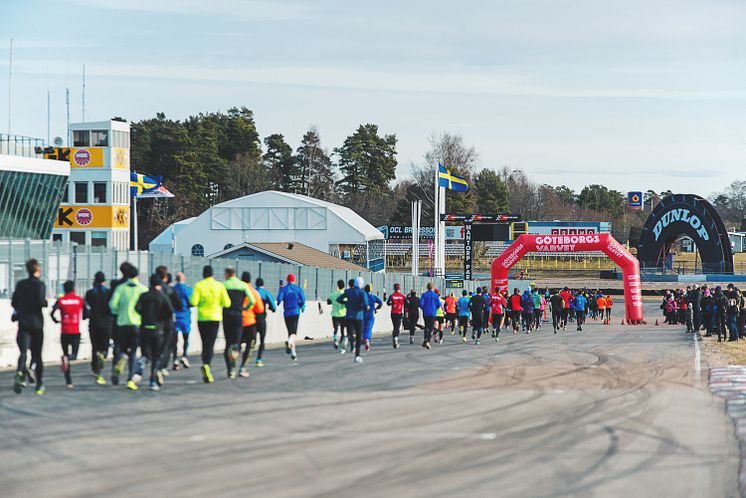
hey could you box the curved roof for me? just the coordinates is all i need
[214,190,383,241]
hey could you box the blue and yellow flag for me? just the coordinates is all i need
[130,171,162,197]
[438,164,469,192]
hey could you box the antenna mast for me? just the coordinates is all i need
[7,38,12,135]
[81,64,85,122]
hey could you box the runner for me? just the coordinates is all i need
[276,273,306,361]
[50,280,84,389]
[328,280,347,350]
[239,272,263,378]
[596,293,607,326]
[444,292,457,334]
[84,271,111,385]
[549,289,564,333]
[337,278,368,363]
[222,267,254,378]
[386,283,405,349]
[154,266,182,379]
[521,289,534,333]
[605,294,613,324]
[481,287,491,338]
[191,265,231,383]
[509,288,522,334]
[457,290,471,342]
[404,290,421,344]
[434,289,446,344]
[172,272,193,370]
[532,287,542,329]
[420,283,440,349]
[135,274,174,391]
[108,262,134,386]
[574,291,587,331]
[489,287,507,341]
[468,287,487,345]
[363,284,383,351]
[12,259,48,395]
[108,264,148,390]
[559,287,573,329]
[253,277,276,366]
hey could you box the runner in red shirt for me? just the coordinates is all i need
[558,287,573,329]
[50,281,86,388]
[444,293,458,334]
[509,288,523,334]
[489,288,508,341]
[386,283,406,349]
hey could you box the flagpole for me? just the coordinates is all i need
[133,195,138,250]
[434,164,439,278]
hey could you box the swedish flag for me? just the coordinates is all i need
[130,171,162,197]
[438,164,469,192]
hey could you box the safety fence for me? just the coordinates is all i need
[0,239,485,300]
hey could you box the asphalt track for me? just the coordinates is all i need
[0,303,739,498]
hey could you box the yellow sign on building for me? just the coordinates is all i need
[111,147,129,169]
[44,147,105,168]
[54,205,130,229]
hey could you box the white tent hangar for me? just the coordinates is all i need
[149,191,385,269]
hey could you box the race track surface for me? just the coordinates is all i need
[0,304,739,498]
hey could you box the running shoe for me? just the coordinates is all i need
[462,336,467,343]
[35,384,45,396]
[285,341,291,355]
[173,361,180,371]
[394,336,400,349]
[26,369,35,385]
[239,367,250,378]
[364,340,371,352]
[354,356,364,364]
[495,337,500,342]
[180,356,191,368]
[127,379,138,391]
[255,359,264,367]
[291,350,298,361]
[475,339,481,345]
[339,346,346,355]
[66,383,75,389]
[95,374,106,385]
[96,352,106,372]
[333,338,339,350]
[131,373,142,384]
[229,369,237,380]
[409,336,415,345]
[149,381,160,391]
[13,371,24,394]
[115,355,127,376]
[60,355,69,374]
[202,364,214,383]
[155,369,164,386]
[161,368,170,377]
[423,341,431,350]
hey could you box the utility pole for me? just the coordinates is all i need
[7,38,13,135]
[81,64,86,121]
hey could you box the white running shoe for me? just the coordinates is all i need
[180,356,191,368]
[354,356,364,364]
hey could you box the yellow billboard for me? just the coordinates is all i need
[54,205,130,229]
[111,147,129,169]
[44,147,105,168]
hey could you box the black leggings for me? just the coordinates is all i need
[223,315,243,371]
[391,313,403,339]
[89,324,110,374]
[241,324,256,366]
[347,318,362,356]
[140,328,164,382]
[332,316,346,339]
[117,325,139,380]
[17,328,43,387]
[61,334,81,385]
[423,316,435,343]
[158,320,174,370]
[408,315,421,337]
[255,314,267,360]
[198,321,219,365]
[171,331,189,363]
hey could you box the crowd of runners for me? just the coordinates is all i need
[660,284,746,342]
[10,258,616,395]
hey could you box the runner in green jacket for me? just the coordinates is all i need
[191,265,231,383]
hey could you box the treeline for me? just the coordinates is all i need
[131,107,647,247]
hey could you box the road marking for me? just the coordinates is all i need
[693,333,701,386]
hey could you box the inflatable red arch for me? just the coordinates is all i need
[490,233,644,323]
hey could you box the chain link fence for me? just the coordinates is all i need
[0,239,484,300]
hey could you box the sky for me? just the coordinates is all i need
[2,0,745,196]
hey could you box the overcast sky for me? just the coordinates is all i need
[2,0,745,195]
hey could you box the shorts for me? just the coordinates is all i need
[285,315,300,336]
[458,316,469,329]
[175,318,191,334]
[446,313,456,322]
[436,316,445,324]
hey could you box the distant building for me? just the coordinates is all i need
[150,191,385,270]
[46,119,131,249]
[0,148,69,239]
[210,241,365,271]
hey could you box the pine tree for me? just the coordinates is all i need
[296,127,336,200]
[263,133,300,193]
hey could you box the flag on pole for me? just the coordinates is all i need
[130,171,162,197]
[438,164,469,192]
[138,185,175,199]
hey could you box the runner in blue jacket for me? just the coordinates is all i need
[172,272,193,369]
[337,277,369,363]
[276,273,306,361]
[419,283,440,349]
[363,285,383,351]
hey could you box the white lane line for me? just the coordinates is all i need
[694,333,701,386]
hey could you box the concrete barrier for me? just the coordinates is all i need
[0,299,397,368]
